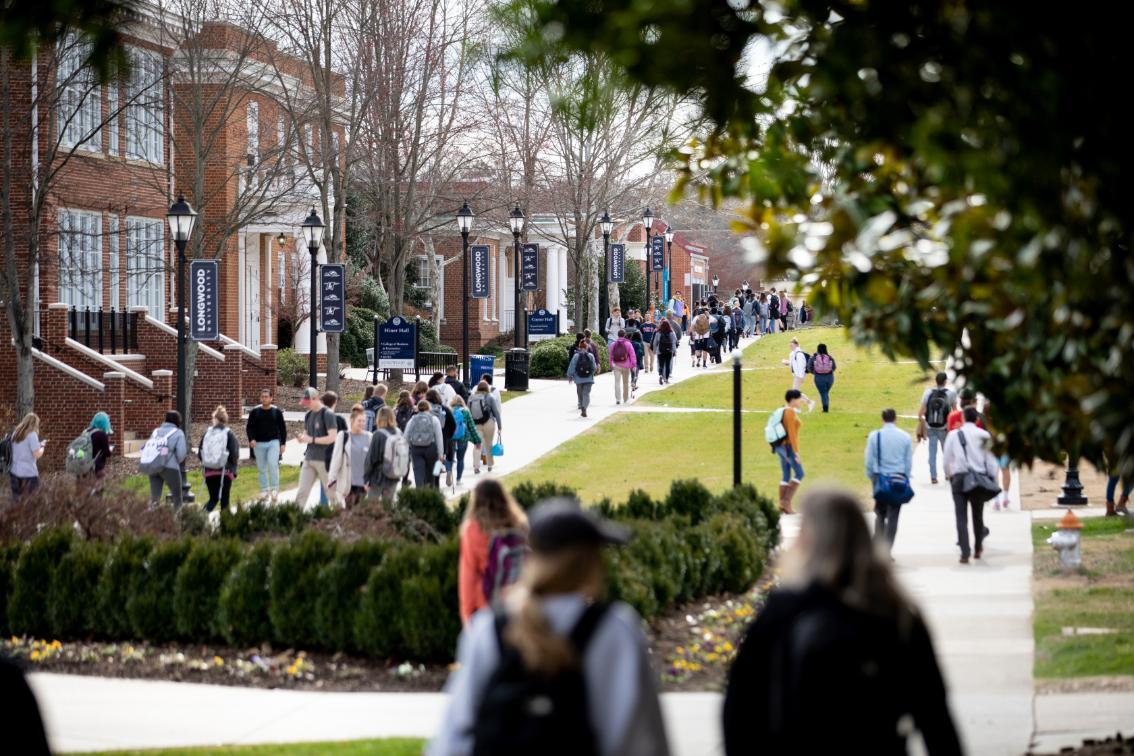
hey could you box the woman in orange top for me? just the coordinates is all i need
[458,479,529,623]
[777,389,805,514]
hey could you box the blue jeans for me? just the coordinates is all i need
[813,373,834,411]
[253,439,281,492]
[775,444,804,483]
[448,439,469,481]
[927,427,947,480]
[1106,475,1133,502]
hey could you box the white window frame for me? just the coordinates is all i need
[125,217,165,314]
[108,215,120,309]
[56,37,102,152]
[58,209,103,308]
[247,101,259,161]
[412,255,433,289]
[125,47,164,164]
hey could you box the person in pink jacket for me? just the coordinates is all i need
[608,328,638,405]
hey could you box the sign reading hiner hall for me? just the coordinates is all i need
[189,259,219,341]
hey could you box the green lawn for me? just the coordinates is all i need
[69,739,424,756]
[506,328,930,502]
[119,465,300,504]
[1032,517,1134,679]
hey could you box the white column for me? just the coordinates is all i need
[294,241,328,358]
[545,246,558,318]
[557,246,568,323]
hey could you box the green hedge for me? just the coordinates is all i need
[2,480,777,662]
[0,543,22,636]
[529,334,610,378]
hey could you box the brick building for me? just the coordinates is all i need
[0,8,334,465]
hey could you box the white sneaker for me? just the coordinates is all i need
[807,399,816,412]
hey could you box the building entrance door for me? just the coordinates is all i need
[245,236,261,350]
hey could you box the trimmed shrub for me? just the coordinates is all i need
[395,487,455,536]
[606,549,658,619]
[219,501,312,540]
[713,483,781,546]
[173,540,243,641]
[269,531,338,648]
[530,340,571,378]
[97,535,155,639]
[127,538,192,642]
[663,479,715,523]
[315,541,385,653]
[704,512,763,594]
[218,541,274,647]
[399,574,455,660]
[510,481,579,510]
[355,543,421,657]
[0,543,22,635]
[9,528,74,637]
[277,347,306,387]
[341,306,379,367]
[622,489,659,520]
[623,521,684,608]
[48,540,110,638]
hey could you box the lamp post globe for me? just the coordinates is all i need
[301,207,325,389]
[456,201,474,386]
[712,274,719,294]
[510,204,525,348]
[166,193,197,503]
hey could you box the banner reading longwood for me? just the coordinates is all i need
[521,243,539,291]
[609,243,625,283]
[189,259,219,341]
[377,316,416,370]
[470,244,490,299]
[650,235,665,272]
[319,263,346,333]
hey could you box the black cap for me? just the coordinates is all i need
[528,498,631,553]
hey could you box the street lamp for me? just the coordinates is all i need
[732,348,743,486]
[300,206,325,389]
[166,193,197,503]
[456,201,473,386]
[712,274,720,295]
[509,204,525,349]
[642,207,654,308]
[664,227,675,305]
[600,211,613,326]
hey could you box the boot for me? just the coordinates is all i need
[778,484,791,514]
[784,480,801,514]
[1117,495,1130,515]
[1105,499,1118,517]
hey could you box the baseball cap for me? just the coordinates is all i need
[528,498,631,553]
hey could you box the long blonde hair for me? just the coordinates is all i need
[465,479,527,534]
[13,412,40,443]
[780,488,914,629]
[504,544,604,677]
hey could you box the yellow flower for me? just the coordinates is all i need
[675,646,685,656]
[29,650,40,661]
[213,656,224,667]
[722,641,734,652]
[50,640,62,649]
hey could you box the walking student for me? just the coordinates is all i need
[640,314,658,374]
[629,331,645,394]
[691,311,711,368]
[328,405,370,507]
[67,411,113,482]
[723,488,961,756]
[446,365,470,402]
[6,412,45,498]
[430,498,670,756]
[141,411,188,507]
[766,390,805,514]
[458,479,529,623]
[604,307,626,343]
[246,388,287,502]
[449,396,481,488]
[920,372,957,484]
[395,389,415,431]
[363,407,407,504]
[567,341,598,417]
[405,399,444,488]
[783,338,816,411]
[470,381,501,473]
[943,407,1000,564]
[362,383,387,432]
[808,344,837,412]
[653,318,678,385]
[293,387,339,508]
[608,329,637,405]
[198,406,240,514]
[427,388,458,487]
[864,409,914,554]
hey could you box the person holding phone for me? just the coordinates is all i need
[8,412,45,498]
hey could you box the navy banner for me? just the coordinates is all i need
[649,235,665,272]
[189,260,219,341]
[527,308,558,341]
[319,263,346,333]
[521,243,539,291]
[377,316,416,370]
[609,243,625,283]
[470,244,490,299]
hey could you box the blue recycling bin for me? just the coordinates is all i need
[470,354,495,387]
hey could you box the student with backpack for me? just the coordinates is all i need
[604,307,626,344]
[783,339,817,411]
[628,332,645,394]
[328,405,370,507]
[808,344,837,412]
[470,381,502,473]
[430,498,670,756]
[427,388,458,487]
[458,479,529,623]
[919,373,958,484]
[293,388,340,509]
[766,390,805,514]
[405,399,445,488]
[723,489,961,756]
[363,407,408,504]
[395,390,415,432]
[4,413,45,498]
[66,411,113,482]
[141,411,188,507]
[567,342,598,418]
[691,311,711,368]
[865,409,915,554]
[199,406,240,514]
[652,318,678,385]
[362,384,387,432]
[246,388,287,502]
[448,396,481,490]
[608,329,638,405]
[639,314,657,374]
[943,407,1000,564]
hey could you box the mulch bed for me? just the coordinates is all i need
[275,378,411,413]
[1028,734,1134,755]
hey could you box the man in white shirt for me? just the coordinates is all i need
[782,338,816,411]
[943,406,998,564]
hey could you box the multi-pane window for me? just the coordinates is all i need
[106,78,119,155]
[56,38,102,151]
[125,48,164,163]
[247,101,259,160]
[108,216,120,309]
[58,209,103,308]
[125,217,164,314]
[413,256,433,289]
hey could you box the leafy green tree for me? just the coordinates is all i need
[508,0,1134,477]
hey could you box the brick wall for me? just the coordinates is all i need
[436,235,503,352]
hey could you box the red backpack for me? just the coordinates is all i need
[482,529,529,604]
[610,340,629,362]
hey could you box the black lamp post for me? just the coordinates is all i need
[509,205,525,348]
[712,274,720,296]
[300,206,325,389]
[732,347,743,486]
[1057,450,1089,506]
[664,227,674,305]
[456,201,473,386]
[167,194,197,503]
[600,211,613,325]
[642,207,654,308]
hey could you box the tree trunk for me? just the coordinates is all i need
[183,340,199,447]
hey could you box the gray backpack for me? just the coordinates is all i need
[405,414,436,448]
[66,428,96,476]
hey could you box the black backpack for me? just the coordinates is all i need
[574,352,595,378]
[800,351,812,373]
[471,602,609,756]
[925,388,951,429]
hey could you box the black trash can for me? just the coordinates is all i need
[505,348,530,392]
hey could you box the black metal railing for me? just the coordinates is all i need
[68,306,139,354]
[415,351,458,381]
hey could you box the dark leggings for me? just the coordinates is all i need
[658,353,673,381]
[9,475,39,499]
[204,473,232,513]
